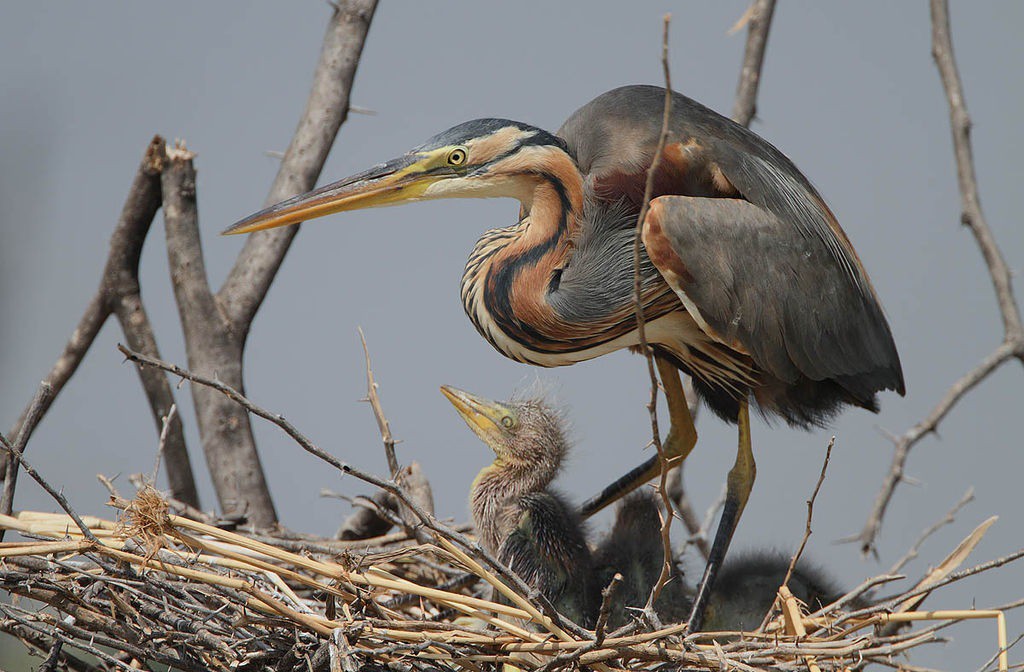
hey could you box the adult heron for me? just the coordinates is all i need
[226,85,904,628]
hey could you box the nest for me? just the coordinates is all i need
[0,487,1014,672]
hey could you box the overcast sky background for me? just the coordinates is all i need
[1,3,1022,669]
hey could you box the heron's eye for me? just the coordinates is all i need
[500,415,515,429]
[447,147,468,166]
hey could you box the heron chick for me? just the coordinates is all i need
[442,385,594,626]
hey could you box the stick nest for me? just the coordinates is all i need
[0,488,1013,672]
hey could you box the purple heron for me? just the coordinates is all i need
[226,85,904,628]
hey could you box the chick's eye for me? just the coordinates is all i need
[500,416,514,429]
[447,147,467,166]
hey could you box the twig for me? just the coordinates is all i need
[783,436,835,587]
[594,573,623,647]
[669,0,776,564]
[0,396,100,545]
[151,403,178,485]
[633,13,676,617]
[359,328,398,478]
[37,629,66,672]
[0,383,53,529]
[857,0,1024,557]
[975,631,1024,672]
[731,0,778,127]
[889,487,974,575]
[667,464,711,560]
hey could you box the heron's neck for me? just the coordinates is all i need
[514,150,585,245]
[470,460,557,554]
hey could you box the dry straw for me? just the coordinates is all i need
[0,486,1016,672]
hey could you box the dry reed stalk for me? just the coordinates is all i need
[0,496,1018,672]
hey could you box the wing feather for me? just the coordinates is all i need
[644,196,903,401]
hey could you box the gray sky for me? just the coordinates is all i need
[2,3,1022,669]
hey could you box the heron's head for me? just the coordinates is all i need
[224,120,576,235]
[440,385,567,480]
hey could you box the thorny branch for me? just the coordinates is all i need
[889,487,974,575]
[856,0,1024,556]
[782,436,834,587]
[633,14,675,616]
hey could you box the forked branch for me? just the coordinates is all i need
[2,136,198,510]
[856,0,1024,556]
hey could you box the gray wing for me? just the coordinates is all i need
[644,195,904,402]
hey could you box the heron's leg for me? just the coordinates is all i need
[578,356,698,518]
[687,398,756,631]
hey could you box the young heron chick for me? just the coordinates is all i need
[441,385,594,626]
[703,552,844,632]
[593,492,690,628]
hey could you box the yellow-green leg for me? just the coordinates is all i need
[579,356,698,518]
[687,398,756,631]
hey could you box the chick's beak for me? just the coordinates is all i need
[223,153,439,235]
[440,385,509,452]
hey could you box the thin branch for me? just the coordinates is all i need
[0,383,53,527]
[731,0,778,127]
[633,14,676,616]
[594,574,623,647]
[889,487,974,575]
[359,327,398,478]
[0,388,100,545]
[783,436,834,587]
[667,464,711,561]
[669,0,776,561]
[858,0,1023,555]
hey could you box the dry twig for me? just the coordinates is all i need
[783,436,835,587]
[632,14,676,616]
[856,0,1024,557]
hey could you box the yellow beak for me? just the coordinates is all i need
[440,385,511,452]
[223,153,441,235]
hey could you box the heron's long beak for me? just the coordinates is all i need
[223,154,441,235]
[440,385,510,452]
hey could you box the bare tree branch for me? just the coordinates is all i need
[2,136,199,510]
[889,487,974,575]
[731,0,778,127]
[359,328,398,478]
[0,384,53,529]
[856,0,1024,555]
[218,0,380,328]
[151,2,380,528]
[161,144,278,527]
